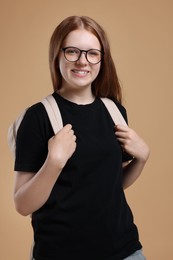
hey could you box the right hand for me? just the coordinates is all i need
[47,124,77,168]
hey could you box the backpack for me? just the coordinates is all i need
[7,94,127,158]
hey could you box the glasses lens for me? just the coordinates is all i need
[64,47,80,62]
[63,47,103,64]
[87,49,102,64]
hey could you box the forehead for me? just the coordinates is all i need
[63,29,101,49]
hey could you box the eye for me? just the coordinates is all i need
[66,48,79,55]
[88,50,100,56]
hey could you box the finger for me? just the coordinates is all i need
[116,137,126,144]
[115,131,130,140]
[73,134,77,142]
[69,129,74,136]
[115,124,129,132]
[64,124,72,132]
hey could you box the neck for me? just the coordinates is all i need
[57,88,95,105]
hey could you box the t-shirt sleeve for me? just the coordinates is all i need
[14,103,54,172]
[115,102,134,162]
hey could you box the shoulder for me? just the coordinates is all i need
[18,101,52,136]
[115,101,128,122]
[114,101,127,115]
[23,101,49,125]
[101,97,129,124]
[26,102,46,116]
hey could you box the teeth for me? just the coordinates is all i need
[73,70,88,74]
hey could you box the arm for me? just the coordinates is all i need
[115,125,150,189]
[14,124,76,216]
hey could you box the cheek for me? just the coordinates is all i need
[59,60,69,78]
[93,64,101,79]
[58,53,69,74]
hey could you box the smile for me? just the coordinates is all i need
[72,70,89,75]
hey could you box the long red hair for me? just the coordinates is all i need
[49,16,122,103]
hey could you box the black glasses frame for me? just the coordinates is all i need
[61,46,104,64]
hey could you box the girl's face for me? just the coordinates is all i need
[58,29,101,93]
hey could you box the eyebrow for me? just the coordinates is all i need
[63,46,102,51]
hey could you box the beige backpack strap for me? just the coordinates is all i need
[8,109,28,157]
[41,95,63,134]
[100,97,127,126]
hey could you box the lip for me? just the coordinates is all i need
[71,69,89,77]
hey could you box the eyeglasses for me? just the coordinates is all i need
[62,46,104,64]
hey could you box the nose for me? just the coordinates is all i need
[77,51,88,64]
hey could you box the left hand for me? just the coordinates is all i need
[115,125,150,163]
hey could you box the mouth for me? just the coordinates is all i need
[72,69,89,76]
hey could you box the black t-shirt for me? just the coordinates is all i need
[15,92,142,260]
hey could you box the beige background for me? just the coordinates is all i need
[1,0,173,259]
